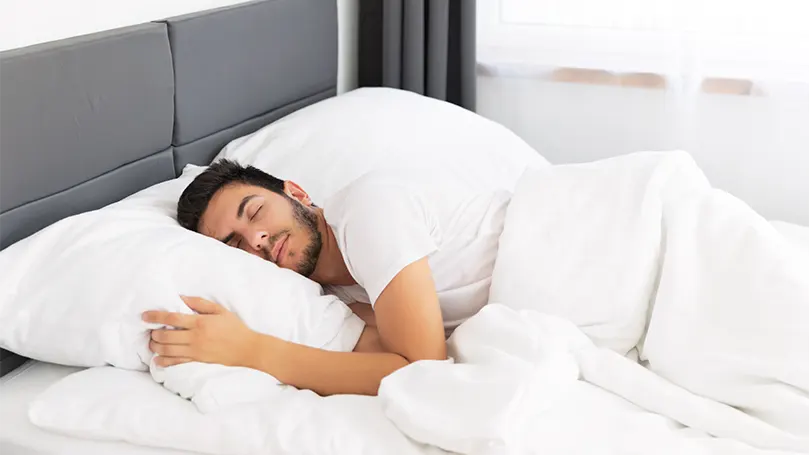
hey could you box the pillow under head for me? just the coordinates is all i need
[0,165,363,412]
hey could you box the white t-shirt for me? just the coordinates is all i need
[323,170,512,330]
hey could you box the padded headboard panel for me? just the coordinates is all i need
[0,0,338,376]
[167,0,338,173]
[0,23,176,250]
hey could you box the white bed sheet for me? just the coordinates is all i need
[0,360,198,455]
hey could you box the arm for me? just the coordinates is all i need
[145,258,445,396]
[373,257,447,362]
[264,257,446,392]
[346,256,446,357]
[262,256,446,395]
[145,300,408,396]
[253,331,408,396]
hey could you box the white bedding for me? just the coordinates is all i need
[26,315,794,455]
[22,151,809,454]
[774,220,809,257]
[0,361,194,455]
[381,305,799,455]
[485,151,809,452]
[29,365,441,455]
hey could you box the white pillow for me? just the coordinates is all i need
[0,165,364,412]
[215,87,550,204]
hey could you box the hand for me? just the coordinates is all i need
[142,296,258,368]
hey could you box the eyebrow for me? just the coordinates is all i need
[237,195,258,219]
[219,194,258,244]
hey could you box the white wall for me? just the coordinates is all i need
[0,1,251,51]
[0,0,359,93]
[478,75,809,226]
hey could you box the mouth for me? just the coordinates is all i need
[271,235,288,265]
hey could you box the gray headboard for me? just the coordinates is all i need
[0,0,338,376]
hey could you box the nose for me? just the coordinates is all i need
[248,228,269,252]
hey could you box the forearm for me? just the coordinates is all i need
[246,331,409,396]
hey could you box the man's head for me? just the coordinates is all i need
[177,159,322,277]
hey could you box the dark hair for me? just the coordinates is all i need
[177,159,285,232]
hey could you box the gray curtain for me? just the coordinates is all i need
[359,0,476,111]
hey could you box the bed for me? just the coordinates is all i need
[3,1,809,454]
[1,0,337,452]
[3,212,809,454]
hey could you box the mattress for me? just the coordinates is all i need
[0,360,198,455]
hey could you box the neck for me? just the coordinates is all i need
[308,208,355,286]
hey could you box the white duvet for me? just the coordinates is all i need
[480,151,809,453]
[30,151,809,454]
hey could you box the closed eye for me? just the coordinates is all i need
[250,205,263,221]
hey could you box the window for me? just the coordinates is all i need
[478,0,809,84]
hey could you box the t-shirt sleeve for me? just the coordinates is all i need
[325,180,439,306]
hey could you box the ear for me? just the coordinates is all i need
[283,181,313,206]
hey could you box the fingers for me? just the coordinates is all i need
[142,311,198,329]
[150,328,193,345]
[148,332,194,368]
[153,355,192,368]
[181,296,224,315]
[149,340,191,358]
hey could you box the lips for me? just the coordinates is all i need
[271,235,288,264]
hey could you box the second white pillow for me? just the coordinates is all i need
[215,87,550,205]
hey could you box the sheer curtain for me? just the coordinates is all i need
[476,0,809,225]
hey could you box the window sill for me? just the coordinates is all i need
[478,61,761,96]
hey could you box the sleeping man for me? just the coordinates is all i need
[143,159,512,396]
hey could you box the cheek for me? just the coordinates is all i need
[270,212,295,234]
[287,235,301,258]
[290,231,314,259]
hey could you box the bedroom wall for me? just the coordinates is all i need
[0,0,360,93]
[478,75,809,226]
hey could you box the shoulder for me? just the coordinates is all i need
[322,171,442,304]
